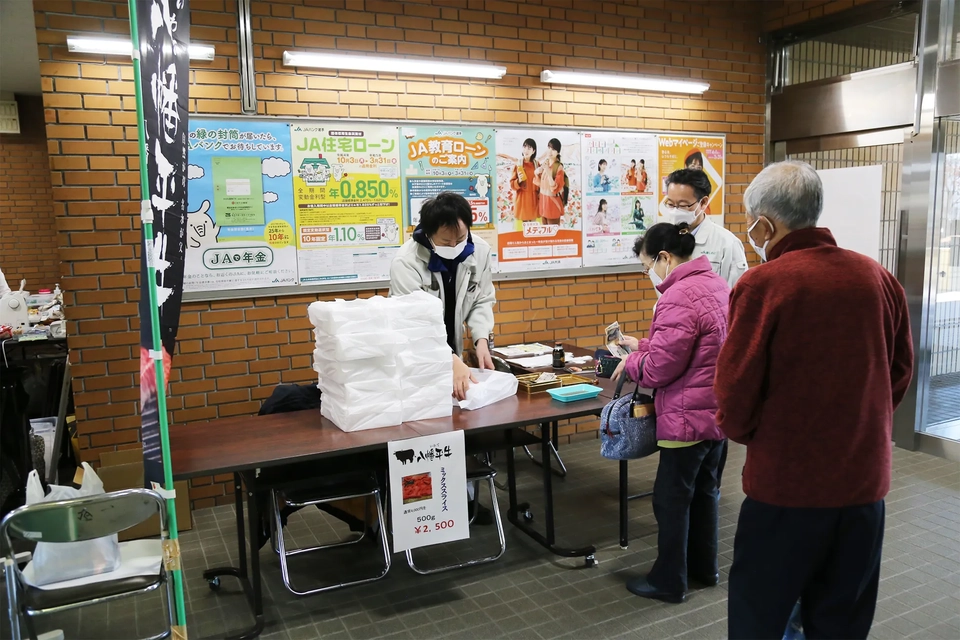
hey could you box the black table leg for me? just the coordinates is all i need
[506,422,597,566]
[620,460,628,549]
[619,460,654,550]
[201,472,266,640]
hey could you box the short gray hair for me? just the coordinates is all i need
[743,161,823,230]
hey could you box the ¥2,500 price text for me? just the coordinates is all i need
[414,520,455,534]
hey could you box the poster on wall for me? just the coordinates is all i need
[495,129,582,272]
[657,135,725,223]
[185,119,299,292]
[291,124,402,284]
[400,126,497,269]
[581,132,658,266]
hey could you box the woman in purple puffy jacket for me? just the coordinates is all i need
[613,222,730,603]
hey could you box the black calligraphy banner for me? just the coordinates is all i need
[138,0,190,483]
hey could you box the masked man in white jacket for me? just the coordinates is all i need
[389,192,496,402]
[390,192,498,525]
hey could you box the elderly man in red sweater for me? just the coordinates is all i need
[715,161,914,640]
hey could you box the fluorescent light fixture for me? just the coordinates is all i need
[66,36,216,61]
[282,51,507,79]
[540,69,709,94]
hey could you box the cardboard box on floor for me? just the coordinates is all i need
[78,447,192,542]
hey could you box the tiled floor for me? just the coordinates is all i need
[4,440,959,640]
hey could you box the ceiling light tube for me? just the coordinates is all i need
[540,69,709,94]
[282,51,507,80]
[66,36,216,61]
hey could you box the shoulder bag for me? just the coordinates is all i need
[599,361,658,460]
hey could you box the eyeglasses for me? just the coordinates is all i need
[664,201,699,211]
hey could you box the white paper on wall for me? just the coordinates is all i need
[816,165,883,262]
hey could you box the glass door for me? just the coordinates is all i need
[921,117,960,441]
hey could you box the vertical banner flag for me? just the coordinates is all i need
[138,0,190,482]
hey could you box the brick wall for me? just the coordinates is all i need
[762,0,880,31]
[0,94,60,289]
[35,0,768,509]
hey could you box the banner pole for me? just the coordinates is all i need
[127,0,189,635]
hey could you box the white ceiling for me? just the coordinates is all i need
[0,0,42,96]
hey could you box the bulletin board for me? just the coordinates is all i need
[182,116,725,301]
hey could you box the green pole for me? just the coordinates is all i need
[127,0,189,635]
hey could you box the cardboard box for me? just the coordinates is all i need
[89,448,192,542]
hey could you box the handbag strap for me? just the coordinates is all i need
[614,355,649,400]
[612,367,630,399]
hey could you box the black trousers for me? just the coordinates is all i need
[647,439,724,594]
[716,439,728,489]
[728,497,885,640]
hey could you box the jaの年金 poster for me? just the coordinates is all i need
[657,135,725,224]
[495,129,582,272]
[186,119,299,292]
[291,124,402,284]
[581,131,658,267]
[400,126,497,269]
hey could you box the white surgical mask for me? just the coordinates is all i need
[747,218,769,262]
[647,254,670,293]
[433,238,467,260]
[668,206,701,227]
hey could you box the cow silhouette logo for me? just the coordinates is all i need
[394,449,414,465]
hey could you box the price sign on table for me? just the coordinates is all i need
[387,431,468,552]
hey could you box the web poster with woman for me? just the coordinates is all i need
[581,131,658,267]
[495,129,582,273]
[657,135,725,223]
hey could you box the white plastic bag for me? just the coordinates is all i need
[25,462,122,587]
[458,370,519,411]
[386,291,443,328]
[321,400,402,432]
[309,296,388,335]
[315,332,398,361]
[320,378,403,406]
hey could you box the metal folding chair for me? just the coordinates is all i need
[405,457,506,575]
[268,472,390,596]
[1,488,174,640]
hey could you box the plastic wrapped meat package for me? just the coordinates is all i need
[387,291,443,328]
[320,400,402,432]
[315,332,398,361]
[458,369,519,411]
[309,296,388,336]
[313,352,396,385]
[308,292,454,433]
[320,378,403,407]
[396,347,454,376]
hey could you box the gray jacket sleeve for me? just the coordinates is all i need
[388,254,423,298]
[722,238,749,288]
[465,249,496,345]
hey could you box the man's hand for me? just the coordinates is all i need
[612,357,627,382]
[619,335,639,352]
[453,355,478,401]
[475,338,495,370]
